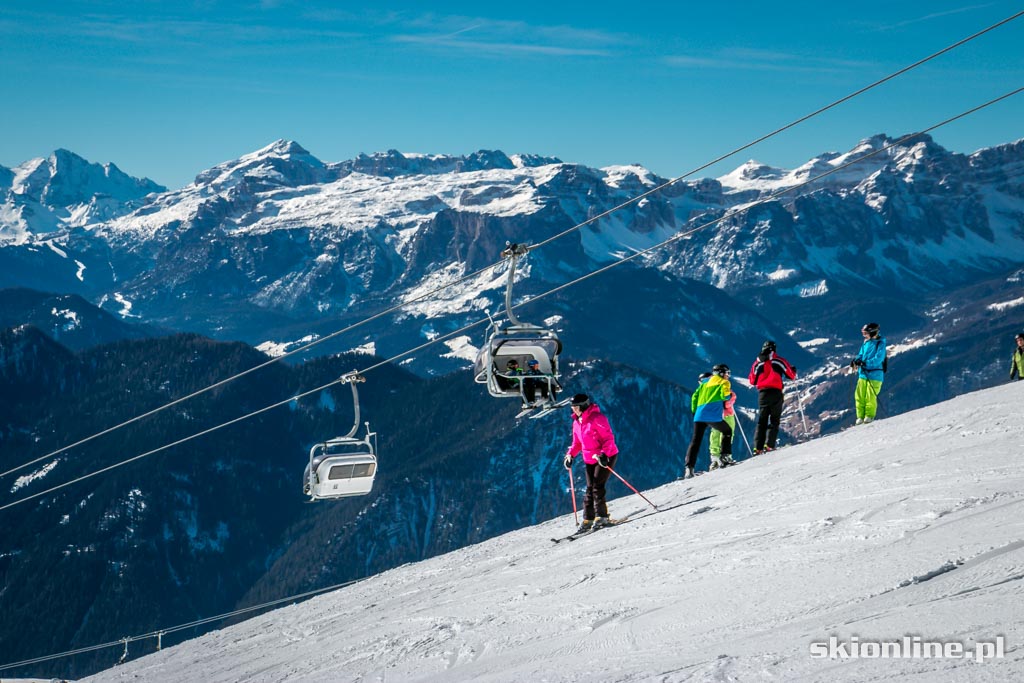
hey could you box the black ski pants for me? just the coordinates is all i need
[755,388,784,450]
[523,375,549,403]
[685,420,732,470]
[583,454,617,520]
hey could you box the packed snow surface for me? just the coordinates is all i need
[84,382,1024,682]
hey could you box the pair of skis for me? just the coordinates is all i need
[516,396,572,420]
[550,518,625,543]
[548,495,712,544]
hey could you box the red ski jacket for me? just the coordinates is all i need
[748,352,796,391]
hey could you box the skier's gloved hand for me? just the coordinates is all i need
[596,453,610,468]
[563,454,573,470]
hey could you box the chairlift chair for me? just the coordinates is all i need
[472,243,563,409]
[304,372,378,501]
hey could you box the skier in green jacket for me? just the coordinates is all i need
[1011,333,1024,381]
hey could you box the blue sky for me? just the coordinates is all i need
[1,1,1022,189]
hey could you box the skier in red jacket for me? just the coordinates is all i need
[747,340,797,455]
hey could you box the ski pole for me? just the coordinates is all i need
[796,390,810,438]
[734,411,753,457]
[605,465,659,511]
[870,375,883,415]
[567,465,579,525]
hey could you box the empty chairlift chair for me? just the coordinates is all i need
[304,372,378,501]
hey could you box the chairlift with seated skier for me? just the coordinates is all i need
[472,243,569,418]
[304,372,378,501]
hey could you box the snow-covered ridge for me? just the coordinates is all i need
[0,148,165,244]
[716,133,947,195]
[83,382,1024,682]
[3,134,1024,352]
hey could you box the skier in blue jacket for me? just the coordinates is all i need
[850,322,887,425]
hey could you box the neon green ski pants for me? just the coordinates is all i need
[710,414,736,457]
[855,378,883,420]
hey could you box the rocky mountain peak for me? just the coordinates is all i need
[717,160,785,189]
[10,149,164,208]
[192,139,327,190]
[511,153,563,168]
[332,149,526,178]
[256,139,316,159]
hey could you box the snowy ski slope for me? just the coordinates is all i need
[83,382,1024,682]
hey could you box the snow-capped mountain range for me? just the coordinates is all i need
[2,136,1023,428]
[3,135,1022,319]
[0,149,164,244]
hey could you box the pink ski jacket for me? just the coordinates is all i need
[723,391,737,418]
[566,404,620,465]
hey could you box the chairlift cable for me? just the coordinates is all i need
[352,88,1024,388]
[0,378,345,511]
[2,10,1017,482]
[506,88,1024,309]
[529,9,1024,253]
[5,84,1014,515]
[0,261,504,481]
[0,577,362,671]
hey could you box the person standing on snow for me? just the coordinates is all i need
[1010,333,1024,381]
[710,375,738,470]
[563,393,620,533]
[683,364,734,479]
[747,340,797,455]
[850,322,887,425]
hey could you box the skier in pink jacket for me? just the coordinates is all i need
[563,393,620,533]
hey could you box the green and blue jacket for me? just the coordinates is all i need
[691,375,732,423]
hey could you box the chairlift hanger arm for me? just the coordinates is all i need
[501,242,532,328]
[338,370,365,439]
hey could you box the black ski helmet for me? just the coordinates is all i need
[762,340,776,353]
[712,363,730,375]
[571,393,591,409]
[862,322,880,336]
[1017,332,1024,341]
[697,371,712,382]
